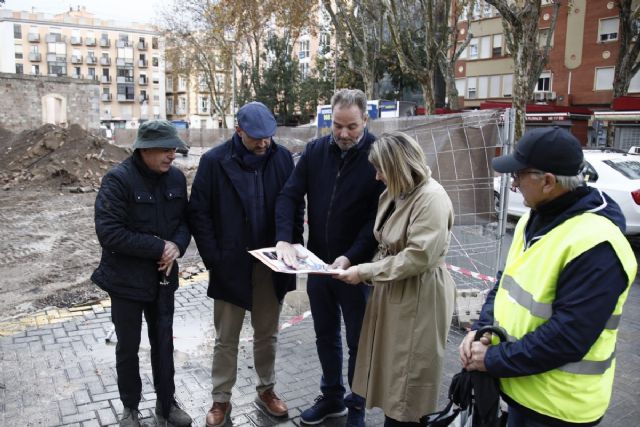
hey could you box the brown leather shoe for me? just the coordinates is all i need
[206,401,231,427]
[255,388,288,417]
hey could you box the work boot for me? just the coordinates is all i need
[206,401,231,427]
[119,407,141,427]
[155,399,193,426]
[255,388,288,417]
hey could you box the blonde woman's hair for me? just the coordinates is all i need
[368,131,430,197]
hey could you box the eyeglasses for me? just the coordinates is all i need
[510,170,544,181]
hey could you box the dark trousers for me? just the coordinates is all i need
[110,286,176,413]
[307,274,370,407]
[384,416,422,427]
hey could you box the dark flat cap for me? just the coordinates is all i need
[236,102,277,139]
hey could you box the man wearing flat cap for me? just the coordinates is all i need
[92,120,192,427]
[189,102,303,427]
[460,127,637,426]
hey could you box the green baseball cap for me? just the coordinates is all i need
[133,120,187,150]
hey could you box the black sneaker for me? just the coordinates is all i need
[345,406,365,427]
[300,395,347,424]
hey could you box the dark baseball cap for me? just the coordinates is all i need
[492,126,584,175]
[132,120,187,150]
[236,102,277,139]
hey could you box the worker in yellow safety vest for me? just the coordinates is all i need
[459,126,637,426]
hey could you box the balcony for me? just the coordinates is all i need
[138,59,147,68]
[99,38,110,48]
[47,53,66,62]
[117,94,134,102]
[70,36,82,45]
[101,75,112,84]
[116,76,134,83]
[28,33,40,42]
[45,34,65,43]
[85,37,96,46]
[139,77,148,85]
[71,55,83,64]
[99,57,111,66]
[101,93,112,101]
[71,73,83,79]
[137,41,147,50]
[139,94,148,103]
[86,56,97,65]
[89,75,100,82]
[29,52,42,62]
[116,40,130,48]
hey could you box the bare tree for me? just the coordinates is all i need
[484,0,560,140]
[613,0,640,98]
[436,0,474,110]
[162,1,235,126]
[322,0,385,99]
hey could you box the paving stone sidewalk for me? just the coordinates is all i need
[1,278,638,427]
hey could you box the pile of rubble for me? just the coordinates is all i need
[0,124,129,191]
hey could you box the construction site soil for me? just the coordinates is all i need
[0,124,202,320]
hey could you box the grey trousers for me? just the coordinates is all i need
[211,263,282,402]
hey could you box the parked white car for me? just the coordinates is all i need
[494,149,640,235]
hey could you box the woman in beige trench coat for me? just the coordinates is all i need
[336,131,456,426]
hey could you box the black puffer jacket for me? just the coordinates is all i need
[91,153,190,302]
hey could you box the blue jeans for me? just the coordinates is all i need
[307,274,370,407]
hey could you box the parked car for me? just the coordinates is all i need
[176,144,190,156]
[494,149,640,235]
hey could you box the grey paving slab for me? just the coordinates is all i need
[0,279,638,426]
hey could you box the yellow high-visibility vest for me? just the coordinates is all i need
[493,211,636,423]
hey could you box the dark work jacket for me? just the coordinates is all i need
[188,135,303,310]
[474,187,630,426]
[275,130,384,265]
[91,152,190,302]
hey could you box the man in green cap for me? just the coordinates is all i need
[92,120,193,427]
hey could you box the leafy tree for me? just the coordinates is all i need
[255,34,300,125]
[299,56,336,123]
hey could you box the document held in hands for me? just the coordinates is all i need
[249,244,344,275]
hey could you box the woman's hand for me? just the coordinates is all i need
[334,266,361,285]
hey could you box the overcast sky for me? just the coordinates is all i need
[6,0,166,25]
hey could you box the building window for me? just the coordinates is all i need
[319,32,331,55]
[599,18,619,42]
[299,40,310,59]
[152,72,160,84]
[489,75,501,98]
[502,74,513,97]
[166,75,173,90]
[480,36,491,59]
[300,62,310,79]
[15,44,23,59]
[31,64,40,75]
[178,76,187,91]
[536,71,551,92]
[629,72,640,93]
[595,67,615,91]
[199,95,209,114]
[468,39,479,60]
[492,34,502,56]
[14,24,22,39]
[166,97,174,114]
[478,76,489,99]
[455,78,465,96]
[483,2,493,17]
[152,56,159,67]
[177,96,187,115]
[15,63,24,74]
[152,37,159,49]
[466,77,477,99]
[538,28,554,48]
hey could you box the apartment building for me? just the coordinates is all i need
[0,6,166,129]
[454,0,640,145]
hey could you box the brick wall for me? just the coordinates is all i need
[0,72,100,132]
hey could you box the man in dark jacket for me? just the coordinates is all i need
[188,102,303,427]
[92,120,192,427]
[460,127,637,426]
[275,89,385,427]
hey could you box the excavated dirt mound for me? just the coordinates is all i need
[0,124,129,190]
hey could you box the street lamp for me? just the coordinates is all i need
[224,28,237,124]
